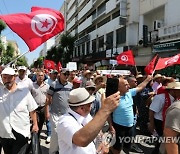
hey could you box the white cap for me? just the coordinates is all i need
[1,67,15,75]
[18,66,27,71]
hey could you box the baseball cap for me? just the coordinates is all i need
[1,67,15,75]
[18,66,27,71]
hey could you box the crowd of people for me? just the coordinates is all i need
[0,65,180,154]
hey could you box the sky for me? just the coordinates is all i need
[0,0,64,65]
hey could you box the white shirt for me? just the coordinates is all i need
[149,93,175,121]
[0,85,38,138]
[16,76,33,91]
[57,108,96,154]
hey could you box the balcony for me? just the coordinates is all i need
[78,16,93,33]
[78,0,92,20]
[158,24,180,38]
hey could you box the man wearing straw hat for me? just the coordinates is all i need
[163,82,180,154]
[149,81,180,153]
[57,88,120,154]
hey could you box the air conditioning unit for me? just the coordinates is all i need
[154,20,163,30]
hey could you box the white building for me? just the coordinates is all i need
[58,0,180,70]
[40,38,55,57]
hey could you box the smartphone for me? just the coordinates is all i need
[105,78,119,97]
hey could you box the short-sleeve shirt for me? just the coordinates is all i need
[0,85,38,138]
[31,82,49,107]
[47,80,72,116]
[16,76,33,91]
[165,101,180,133]
[149,93,174,121]
[57,109,96,154]
[113,88,137,127]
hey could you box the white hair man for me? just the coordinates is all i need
[57,88,120,154]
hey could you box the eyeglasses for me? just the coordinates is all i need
[86,87,95,91]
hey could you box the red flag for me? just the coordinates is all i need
[144,55,158,75]
[155,54,180,70]
[116,50,135,66]
[56,61,62,72]
[44,60,55,69]
[0,6,64,51]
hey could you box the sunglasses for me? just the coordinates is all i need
[86,87,95,91]
[63,72,70,76]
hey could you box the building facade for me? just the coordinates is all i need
[57,0,180,70]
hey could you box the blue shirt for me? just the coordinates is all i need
[113,88,137,127]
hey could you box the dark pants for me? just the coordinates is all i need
[113,122,133,151]
[0,129,28,154]
[151,118,163,154]
[36,106,46,137]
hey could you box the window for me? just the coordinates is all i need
[82,43,85,56]
[92,39,97,53]
[106,32,113,50]
[112,10,120,19]
[97,3,106,16]
[78,46,80,56]
[86,41,90,55]
[97,16,110,28]
[116,27,126,45]
[98,36,104,51]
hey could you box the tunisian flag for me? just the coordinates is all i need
[144,54,158,75]
[44,60,55,69]
[56,61,62,72]
[116,50,135,66]
[0,6,64,51]
[155,54,180,70]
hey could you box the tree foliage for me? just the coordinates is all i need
[0,20,6,35]
[16,56,28,67]
[1,43,14,65]
[45,33,75,67]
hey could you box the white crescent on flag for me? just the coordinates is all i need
[165,55,179,65]
[47,62,52,67]
[121,55,128,62]
[31,14,57,37]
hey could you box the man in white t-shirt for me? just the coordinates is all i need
[0,67,38,154]
[16,66,33,91]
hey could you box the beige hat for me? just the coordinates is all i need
[68,88,95,106]
[93,75,107,84]
[86,81,96,88]
[153,74,162,80]
[166,82,180,90]
[136,74,143,79]
[83,70,92,77]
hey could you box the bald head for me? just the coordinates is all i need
[118,78,130,95]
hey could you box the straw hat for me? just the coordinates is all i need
[166,82,180,90]
[86,81,96,88]
[93,75,107,84]
[153,74,162,80]
[68,88,95,106]
[83,70,92,77]
[136,74,143,79]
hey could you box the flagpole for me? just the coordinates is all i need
[5,50,30,67]
[134,65,138,76]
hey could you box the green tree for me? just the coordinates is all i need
[1,43,14,65]
[16,56,28,67]
[0,20,6,35]
[45,33,75,67]
[33,56,44,68]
